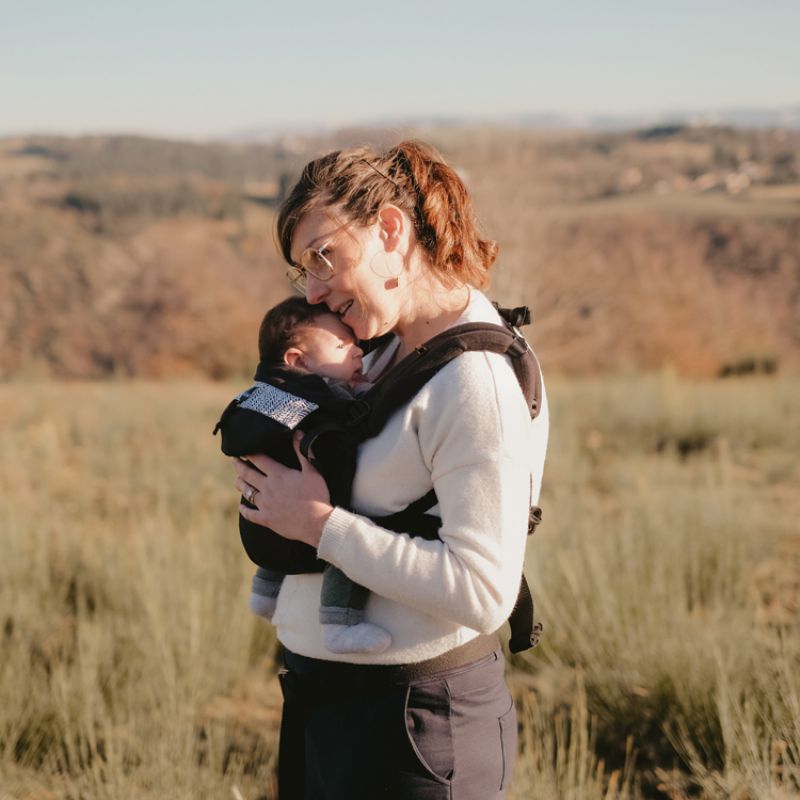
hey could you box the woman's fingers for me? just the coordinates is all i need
[234,475,258,502]
[232,456,256,480]
[242,452,274,474]
[239,501,260,523]
[233,453,283,486]
[230,444,331,547]
[232,456,273,511]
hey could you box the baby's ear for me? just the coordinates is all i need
[284,348,307,370]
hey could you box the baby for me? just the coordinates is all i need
[215,296,392,655]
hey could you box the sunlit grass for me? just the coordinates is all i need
[0,381,278,799]
[1,376,798,799]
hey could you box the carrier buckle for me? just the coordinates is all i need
[527,505,543,535]
[530,622,544,648]
[507,306,531,327]
[346,399,372,428]
[508,332,529,358]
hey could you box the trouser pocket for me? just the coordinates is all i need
[498,697,517,791]
[404,679,454,783]
[444,650,515,797]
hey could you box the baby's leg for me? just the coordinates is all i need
[250,567,284,620]
[319,565,392,654]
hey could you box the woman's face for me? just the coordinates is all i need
[289,206,404,342]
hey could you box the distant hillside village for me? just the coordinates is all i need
[608,125,798,197]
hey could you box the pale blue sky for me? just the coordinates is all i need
[2,0,798,138]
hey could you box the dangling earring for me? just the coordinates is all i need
[369,250,403,280]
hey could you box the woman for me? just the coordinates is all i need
[233,141,549,799]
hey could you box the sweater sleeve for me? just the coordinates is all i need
[317,351,539,633]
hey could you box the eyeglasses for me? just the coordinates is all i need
[286,241,335,293]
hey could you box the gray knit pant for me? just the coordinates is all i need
[252,565,371,625]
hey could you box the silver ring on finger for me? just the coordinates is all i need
[246,485,258,504]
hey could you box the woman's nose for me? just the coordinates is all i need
[304,274,329,305]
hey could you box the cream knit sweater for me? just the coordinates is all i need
[273,290,549,663]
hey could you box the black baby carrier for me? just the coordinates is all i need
[214,305,544,653]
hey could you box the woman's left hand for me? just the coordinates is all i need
[233,433,333,549]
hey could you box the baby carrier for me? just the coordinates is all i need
[214,305,544,653]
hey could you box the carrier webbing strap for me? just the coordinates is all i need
[508,576,544,652]
[494,302,542,420]
[356,321,542,442]
[366,488,441,540]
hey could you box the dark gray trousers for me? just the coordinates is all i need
[279,648,517,799]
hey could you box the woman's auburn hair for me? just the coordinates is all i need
[275,140,498,289]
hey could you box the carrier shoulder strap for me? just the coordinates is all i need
[355,318,542,443]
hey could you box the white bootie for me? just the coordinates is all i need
[322,622,392,654]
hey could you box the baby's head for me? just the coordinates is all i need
[258,296,364,386]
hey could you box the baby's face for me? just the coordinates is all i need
[295,313,364,385]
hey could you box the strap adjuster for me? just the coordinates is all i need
[530,622,544,648]
[345,398,372,428]
[527,505,543,535]
[508,332,529,358]
[493,303,532,328]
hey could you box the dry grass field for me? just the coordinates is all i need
[1,375,798,799]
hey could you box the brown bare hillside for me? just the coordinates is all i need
[1,128,798,378]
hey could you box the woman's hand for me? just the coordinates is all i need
[233,433,333,549]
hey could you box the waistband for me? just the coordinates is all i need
[279,633,500,701]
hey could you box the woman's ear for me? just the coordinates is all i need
[284,348,307,371]
[376,204,407,252]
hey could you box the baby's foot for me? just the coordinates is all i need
[322,622,392,654]
[249,592,277,620]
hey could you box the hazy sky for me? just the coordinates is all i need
[2,0,798,138]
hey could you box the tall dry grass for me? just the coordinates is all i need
[513,374,800,798]
[0,382,277,799]
[1,376,798,799]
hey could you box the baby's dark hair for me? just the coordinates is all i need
[258,296,330,365]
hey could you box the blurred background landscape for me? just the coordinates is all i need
[1,123,799,379]
[2,1,799,798]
